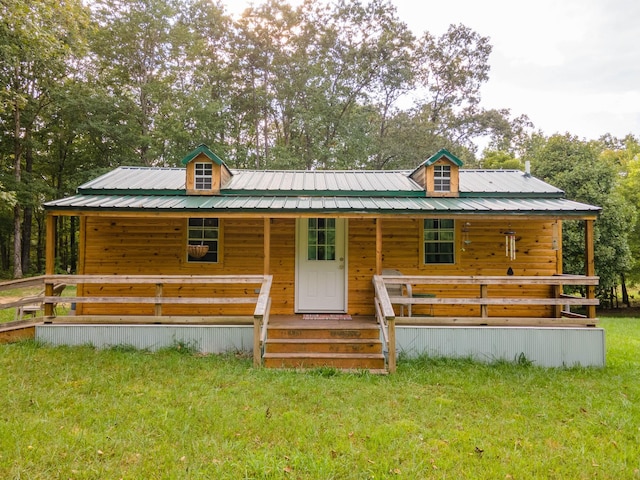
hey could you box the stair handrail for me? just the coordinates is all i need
[372,275,396,373]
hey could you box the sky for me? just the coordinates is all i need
[223,0,640,143]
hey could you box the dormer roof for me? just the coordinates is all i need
[181,144,228,167]
[413,148,464,172]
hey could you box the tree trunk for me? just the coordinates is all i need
[621,273,630,308]
[13,92,23,279]
[13,205,23,278]
[0,232,9,271]
[36,213,45,273]
[21,206,32,275]
[21,145,35,273]
[608,287,615,309]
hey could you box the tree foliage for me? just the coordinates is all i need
[0,0,89,277]
[527,134,635,300]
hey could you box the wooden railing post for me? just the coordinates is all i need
[253,275,273,367]
[155,283,163,316]
[552,285,562,317]
[373,275,397,373]
[253,316,262,367]
[480,284,488,318]
[388,318,396,373]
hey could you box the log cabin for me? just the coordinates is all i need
[40,145,604,371]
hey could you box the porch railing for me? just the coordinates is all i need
[0,274,273,367]
[373,274,600,373]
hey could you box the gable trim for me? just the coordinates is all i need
[181,144,227,167]
[412,148,464,173]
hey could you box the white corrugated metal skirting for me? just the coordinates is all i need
[36,325,605,368]
[395,326,605,367]
[36,325,253,354]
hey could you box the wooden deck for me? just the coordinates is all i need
[1,274,604,371]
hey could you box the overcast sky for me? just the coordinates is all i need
[224,0,640,143]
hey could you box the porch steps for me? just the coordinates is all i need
[263,319,386,372]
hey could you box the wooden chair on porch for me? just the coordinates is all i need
[15,283,66,321]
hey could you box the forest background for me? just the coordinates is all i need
[2,0,640,307]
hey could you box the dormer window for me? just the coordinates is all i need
[434,165,451,192]
[409,149,462,198]
[195,162,212,190]
[182,145,232,195]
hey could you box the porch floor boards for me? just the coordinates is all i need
[263,315,386,373]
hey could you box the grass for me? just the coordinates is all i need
[0,319,638,479]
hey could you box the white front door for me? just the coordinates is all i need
[295,218,347,313]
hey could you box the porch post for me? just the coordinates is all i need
[585,219,596,319]
[375,218,382,275]
[44,213,56,315]
[553,220,563,317]
[263,218,271,275]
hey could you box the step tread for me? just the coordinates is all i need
[267,322,380,330]
[263,352,385,359]
[266,338,381,344]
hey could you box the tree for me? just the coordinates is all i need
[607,135,640,299]
[89,0,184,166]
[377,24,530,169]
[480,150,523,170]
[0,0,88,277]
[527,134,634,303]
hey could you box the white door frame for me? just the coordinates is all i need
[295,218,348,313]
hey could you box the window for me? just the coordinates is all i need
[434,165,451,192]
[187,218,219,263]
[424,219,455,264]
[307,218,336,261]
[194,162,212,190]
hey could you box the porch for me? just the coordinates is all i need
[2,273,604,372]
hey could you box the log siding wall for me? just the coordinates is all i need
[79,216,560,317]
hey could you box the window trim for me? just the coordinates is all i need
[433,165,451,192]
[194,162,213,190]
[423,219,455,265]
[186,217,220,264]
[307,218,337,261]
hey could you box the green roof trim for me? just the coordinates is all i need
[43,194,601,218]
[419,148,465,168]
[180,144,227,166]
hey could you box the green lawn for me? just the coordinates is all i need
[0,318,638,479]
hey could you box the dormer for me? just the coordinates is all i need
[181,144,232,195]
[410,148,463,197]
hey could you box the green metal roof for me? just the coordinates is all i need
[76,166,563,198]
[47,156,600,218]
[46,193,600,217]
